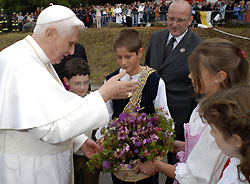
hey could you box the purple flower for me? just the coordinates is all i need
[147,121,153,127]
[102,161,110,169]
[135,149,139,154]
[149,117,155,122]
[135,141,142,147]
[110,121,116,128]
[147,138,152,144]
[118,113,127,121]
[140,155,144,159]
[142,113,147,117]
[137,116,142,121]
[123,143,130,152]
[155,115,159,121]
[118,126,129,140]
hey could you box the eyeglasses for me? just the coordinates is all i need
[167,16,189,23]
[71,80,90,86]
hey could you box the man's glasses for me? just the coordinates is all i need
[167,16,189,23]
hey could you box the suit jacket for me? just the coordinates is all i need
[145,29,203,140]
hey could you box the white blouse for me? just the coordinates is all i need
[218,158,248,184]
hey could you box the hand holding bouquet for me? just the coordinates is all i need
[87,108,175,179]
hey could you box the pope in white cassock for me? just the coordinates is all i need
[0,5,137,184]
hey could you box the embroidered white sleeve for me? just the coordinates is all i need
[175,163,200,184]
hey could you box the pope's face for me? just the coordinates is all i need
[50,27,80,64]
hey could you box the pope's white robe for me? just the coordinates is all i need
[0,35,109,184]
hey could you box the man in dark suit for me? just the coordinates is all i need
[145,1,202,183]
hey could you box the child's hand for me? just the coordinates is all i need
[134,160,158,176]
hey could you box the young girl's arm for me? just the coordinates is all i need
[174,140,185,152]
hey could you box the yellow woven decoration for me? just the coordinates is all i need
[123,66,156,113]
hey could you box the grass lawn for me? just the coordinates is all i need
[0,27,249,83]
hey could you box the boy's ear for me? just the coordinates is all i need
[63,77,70,86]
[232,134,243,149]
[138,48,144,58]
[216,71,227,83]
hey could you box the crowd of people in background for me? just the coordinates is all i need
[74,0,250,27]
[0,0,250,33]
[71,0,250,28]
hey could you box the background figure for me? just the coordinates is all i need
[200,85,250,184]
[53,42,88,90]
[0,9,8,33]
[17,12,24,32]
[132,2,139,26]
[144,1,202,182]
[95,6,101,28]
[63,58,99,184]
[126,5,133,27]
[11,12,19,33]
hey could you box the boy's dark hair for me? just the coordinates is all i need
[64,58,90,80]
[114,29,142,54]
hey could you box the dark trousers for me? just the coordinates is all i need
[73,155,99,184]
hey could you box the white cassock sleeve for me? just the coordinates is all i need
[29,91,109,149]
[95,99,113,140]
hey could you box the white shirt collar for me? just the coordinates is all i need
[119,68,140,81]
[168,29,189,49]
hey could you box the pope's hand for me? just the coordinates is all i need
[98,71,138,102]
[81,138,100,159]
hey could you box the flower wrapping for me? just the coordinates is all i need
[87,108,175,174]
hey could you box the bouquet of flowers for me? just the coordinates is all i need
[87,108,175,181]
